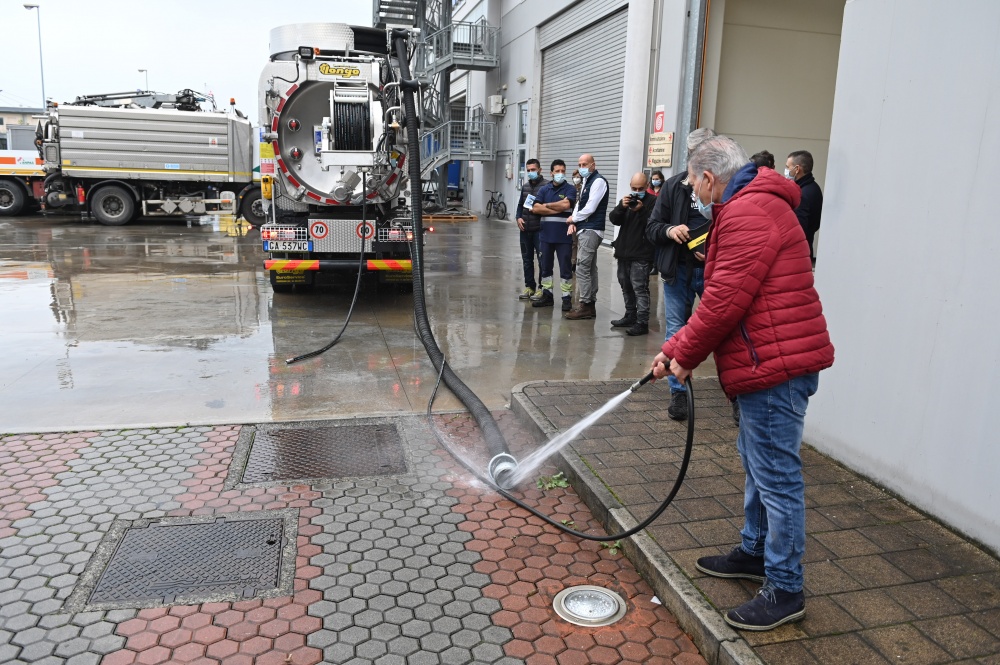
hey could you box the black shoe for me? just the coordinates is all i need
[732,399,741,427]
[695,546,766,583]
[610,314,637,328]
[725,583,805,631]
[626,322,649,336]
[531,290,554,307]
[562,297,572,312]
[667,391,688,421]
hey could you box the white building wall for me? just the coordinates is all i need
[809,0,1000,552]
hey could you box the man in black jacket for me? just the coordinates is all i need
[785,150,823,264]
[609,173,656,336]
[644,127,714,420]
[515,159,546,299]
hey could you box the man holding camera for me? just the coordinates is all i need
[609,173,656,335]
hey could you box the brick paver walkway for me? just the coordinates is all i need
[0,411,707,665]
[514,377,1000,665]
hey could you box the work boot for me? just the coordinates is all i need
[667,391,688,421]
[626,322,649,336]
[725,582,805,631]
[610,313,637,328]
[562,296,572,312]
[519,286,535,300]
[530,287,545,301]
[695,546,766,583]
[531,290,554,307]
[564,301,596,320]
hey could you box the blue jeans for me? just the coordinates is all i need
[519,230,541,289]
[735,372,819,594]
[661,261,704,392]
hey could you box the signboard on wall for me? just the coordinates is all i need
[647,132,673,168]
[654,105,665,133]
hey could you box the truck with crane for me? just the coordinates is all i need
[1,90,265,226]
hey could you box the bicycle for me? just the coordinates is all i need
[484,189,507,220]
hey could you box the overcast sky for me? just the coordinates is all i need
[1,0,373,123]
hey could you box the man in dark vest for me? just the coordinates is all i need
[785,150,823,265]
[564,153,610,320]
[515,158,546,299]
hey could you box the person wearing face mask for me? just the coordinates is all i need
[784,150,823,265]
[648,170,665,196]
[608,172,656,335]
[650,135,834,632]
[564,154,609,320]
[644,127,715,420]
[530,159,577,311]
[515,159,547,299]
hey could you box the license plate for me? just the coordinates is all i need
[264,241,312,252]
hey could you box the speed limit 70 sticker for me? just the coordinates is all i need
[309,220,330,239]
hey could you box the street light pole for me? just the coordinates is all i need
[23,4,45,109]
[138,69,149,91]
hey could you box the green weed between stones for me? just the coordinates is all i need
[536,472,569,491]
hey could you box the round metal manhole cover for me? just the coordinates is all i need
[552,585,627,627]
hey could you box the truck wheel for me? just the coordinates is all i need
[0,180,26,217]
[91,185,135,226]
[241,188,265,227]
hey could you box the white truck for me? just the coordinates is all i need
[0,124,46,216]
[32,94,264,225]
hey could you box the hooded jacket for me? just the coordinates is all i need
[661,166,834,397]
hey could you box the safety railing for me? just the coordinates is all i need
[416,19,500,77]
[419,118,496,178]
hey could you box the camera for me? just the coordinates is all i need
[626,194,640,208]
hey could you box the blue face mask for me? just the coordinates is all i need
[553,173,566,184]
[527,171,538,180]
[578,167,590,178]
[631,190,646,199]
[693,180,713,220]
[651,179,662,187]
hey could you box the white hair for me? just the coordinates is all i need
[686,127,716,152]
[688,135,749,185]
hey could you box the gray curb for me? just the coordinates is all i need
[510,380,763,665]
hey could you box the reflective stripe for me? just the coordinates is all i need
[366,260,412,271]
[541,216,570,222]
[266,260,320,271]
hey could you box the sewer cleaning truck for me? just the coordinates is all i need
[34,91,264,226]
[257,23,415,292]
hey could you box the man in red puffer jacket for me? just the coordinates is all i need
[651,135,834,632]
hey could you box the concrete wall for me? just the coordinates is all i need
[809,0,1000,553]
[700,0,843,188]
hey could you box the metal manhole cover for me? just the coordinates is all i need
[242,424,406,484]
[88,516,287,606]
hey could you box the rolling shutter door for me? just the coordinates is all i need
[538,6,628,234]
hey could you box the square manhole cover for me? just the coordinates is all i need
[67,510,297,611]
[238,423,407,485]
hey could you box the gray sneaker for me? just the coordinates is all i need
[696,547,766,583]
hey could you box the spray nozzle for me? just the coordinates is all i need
[630,370,656,393]
[487,453,519,490]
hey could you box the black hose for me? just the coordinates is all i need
[427,366,695,542]
[284,182,369,365]
[392,30,511,464]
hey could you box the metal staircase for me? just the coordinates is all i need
[373,0,499,203]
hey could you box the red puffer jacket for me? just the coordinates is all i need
[662,167,834,397]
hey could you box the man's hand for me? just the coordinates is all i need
[620,196,631,207]
[517,217,525,231]
[670,358,692,383]
[651,352,670,380]
[566,222,576,237]
[693,251,705,262]
[669,224,690,244]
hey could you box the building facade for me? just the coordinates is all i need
[450,0,1000,552]
[0,106,44,150]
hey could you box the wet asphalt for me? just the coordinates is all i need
[0,212,714,434]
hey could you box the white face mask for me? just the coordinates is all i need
[573,177,582,185]
[783,168,794,180]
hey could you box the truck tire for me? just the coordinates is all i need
[241,187,265,227]
[91,185,135,226]
[0,180,26,217]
